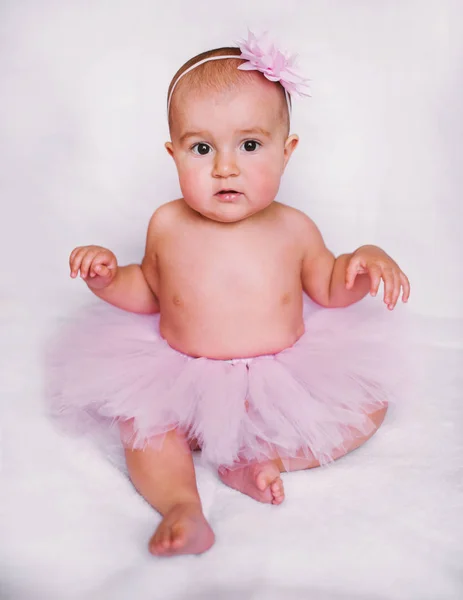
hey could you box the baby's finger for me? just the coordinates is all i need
[382,268,395,306]
[79,250,99,279]
[69,247,84,277]
[389,271,401,309]
[91,251,115,270]
[400,272,411,303]
[103,252,117,271]
[69,247,80,273]
[92,264,112,279]
[345,257,360,290]
[70,247,90,278]
[368,265,382,297]
[88,252,116,279]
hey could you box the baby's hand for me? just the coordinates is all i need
[69,245,118,290]
[345,245,410,310]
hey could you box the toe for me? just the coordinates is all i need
[149,536,164,556]
[171,525,185,549]
[161,528,172,549]
[270,479,280,491]
[149,529,162,550]
[270,478,285,504]
[272,495,284,505]
[153,527,162,543]
[256,464,281,492]
[256,473,267,492]
[270,478,283,495]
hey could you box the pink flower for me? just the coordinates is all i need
[236,30,310,97]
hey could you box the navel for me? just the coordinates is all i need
[281,292,291,305]
[172,294,183,307]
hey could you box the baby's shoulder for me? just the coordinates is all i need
[144,200,189,254]
[273,202,319,236]
[147,198,187,236]
[149,198,183,226]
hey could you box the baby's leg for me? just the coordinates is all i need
[121,422,215,557]
[219,405,387,503]
[281,405,388,472]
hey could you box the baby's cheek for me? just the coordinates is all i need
[178,166,212,208]
[179,166,202,195]
[253,165,281,198]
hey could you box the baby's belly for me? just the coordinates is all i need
[159,297,305,360]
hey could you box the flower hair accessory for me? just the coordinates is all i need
[167,30,309,117]
[236,30,310,98]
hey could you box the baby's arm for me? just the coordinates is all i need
[69,214,160,314]
[95,262,159,314]
[300,217,369,308]
[299,214,409,309]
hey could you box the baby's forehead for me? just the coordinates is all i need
[172,76,286,126]
[184,79,276,105]
[172,95,284,143]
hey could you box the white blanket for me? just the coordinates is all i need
[1,315,462,599]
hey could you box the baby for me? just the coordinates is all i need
[53,32,410,558]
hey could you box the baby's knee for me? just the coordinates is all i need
[368,404,388,430]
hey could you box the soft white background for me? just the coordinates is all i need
[1,1,462,599]
[1,0,462,320]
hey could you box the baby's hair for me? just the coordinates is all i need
[167,46,291,134]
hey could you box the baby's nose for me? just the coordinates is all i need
[212,151,240,177]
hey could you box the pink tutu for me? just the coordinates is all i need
[46,296,407,469]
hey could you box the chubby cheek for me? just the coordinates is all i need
[248,161,282,201]
[177,161,211,200]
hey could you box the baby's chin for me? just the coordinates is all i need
[185,197,273,224]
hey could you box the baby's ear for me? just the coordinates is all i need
[165,141,174,157]
[283,134,299,168]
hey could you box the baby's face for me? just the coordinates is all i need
[166,77,298,223]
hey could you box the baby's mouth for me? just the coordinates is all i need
[215,189,242,202]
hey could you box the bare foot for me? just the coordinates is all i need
[149,503,215,557]
[218,460,285,505]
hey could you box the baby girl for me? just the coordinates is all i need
[50,31,410,558]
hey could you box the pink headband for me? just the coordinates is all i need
[167,30,310,118]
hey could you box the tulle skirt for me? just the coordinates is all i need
[46,296,408,469]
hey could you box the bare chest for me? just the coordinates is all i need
[156,227,302,304]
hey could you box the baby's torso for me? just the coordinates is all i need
[149,201,306,359]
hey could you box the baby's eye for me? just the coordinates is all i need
[191,143,212,156]
[241,140,261,152]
